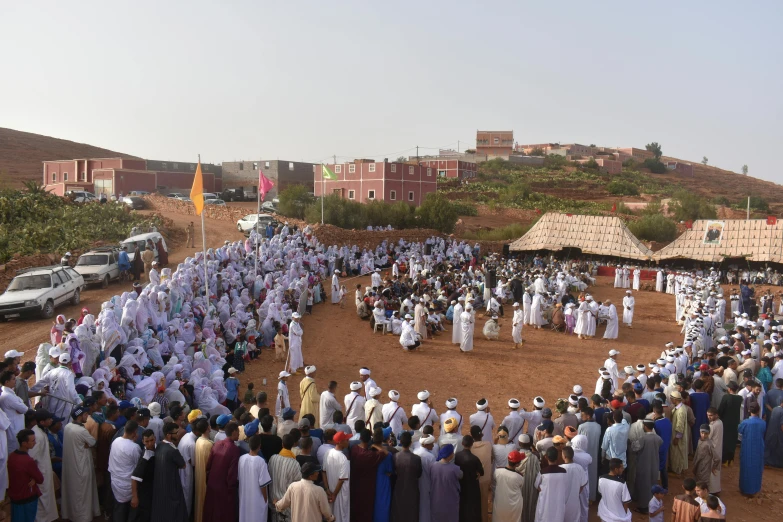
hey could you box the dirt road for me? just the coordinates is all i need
[1,207,781,519]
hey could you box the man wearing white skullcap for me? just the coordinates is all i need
[359,367,376,399]
[502,399,524,442]
[363,387,384,429]
[622,290,635,328]
[512,302,524,349]
[604,350,623,389]
[519,397,545,438]
[344,381,366,433]
[382,390,407,435]
[299,365,320,428]
[440,398,463,432]
[635,365,648,389]
[319,380,341,430]
[413,433,436,522]
[411,390,439,428]
[623,365,636,385]
[470,398,496,444]
[288,312,304,374]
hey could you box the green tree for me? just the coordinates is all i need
[415,193,458,233]
[702,156,708,165]
[669,190,717,221]
[645,142,663,159]
[22,180,46,195]
[606,180,640,196]
[278,184,314,220]
[643,158,667,174]
[748,195,769,212]
[396,156,406,162]
[628,214,678,242]
[742,164,749,175]
[584,158,599,170]
[529,147,545,156]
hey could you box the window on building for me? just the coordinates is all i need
[173,163,178,170]
[390,190,396,200]
[493,137,499,145]
[81,172,87,181]
[162,162,167,169]
[191,164,196,171]
[335,165,342,173]
[348,190,355,200]
[253,162,258,170]
[368,163,376,173]
[409,166,414,175]
[391,164,397,173]
[439,170,447,177]
[289,162,294,171]
[368,190,376,200]
[427,168,432,176]
[264,161,270,169]
[63,172,68,181]
[408,191,414,201]
[239,163,244,171]
[349,164,355,173]
[52,173,57,182]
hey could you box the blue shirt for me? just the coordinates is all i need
[225,377,239,401]
[601,419,630,467]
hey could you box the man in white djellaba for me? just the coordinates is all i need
[460,304,475,353]
[511,302,524,349]
[603,300,619,340]
[622,290,635,328]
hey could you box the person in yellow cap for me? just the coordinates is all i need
[438,417,462,453]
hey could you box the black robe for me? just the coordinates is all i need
[150,442,189,522]
[129,451,155,522]
[390,449,422,522]
[455,449,484,522]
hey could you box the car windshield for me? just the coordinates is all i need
[77,255,109,266]
[243,215,258,222]
[7,274,52,291]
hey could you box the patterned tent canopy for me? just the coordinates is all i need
[653,219,783,263]
[509,213,653,260]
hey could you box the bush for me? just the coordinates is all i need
[643,158,668,174]
[615,202,636,215]
[529,147,545,156]
[669,190,717,222]
[451,201,478,216]
[606,180,640,196]
[543,154,570,169]
[278,185,314,220]
[748,196,769,212]
[0,189,162,263]
[622,159,637,169]
[416,193,459,233]
[711,196,731,207]
[459,222,531,241]
[627,214,678,242]
[584,158,599,170]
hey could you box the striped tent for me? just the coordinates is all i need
[653,219,783,263]
[509,212,653,261]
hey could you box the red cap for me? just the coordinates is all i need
[610,399,624,409]
[507,450,526,464]
[333,431,351,443]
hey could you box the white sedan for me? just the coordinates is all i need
[236,213,276,234]
[204,199,226,206]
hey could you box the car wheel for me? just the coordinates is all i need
[237,224,243,231]
[102,275,110,288]
[71,289,81,305]
[41,300,55,319]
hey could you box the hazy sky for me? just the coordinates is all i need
[2,1,782,183]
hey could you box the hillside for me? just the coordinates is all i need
[0,127,140,188]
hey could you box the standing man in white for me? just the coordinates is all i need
[511,302,524,349]
[622,290,635,329]
[331,270,341,304]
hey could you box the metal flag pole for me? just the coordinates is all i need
[321,164,325,225]
[199,154,209,302]
[255,171,261,276]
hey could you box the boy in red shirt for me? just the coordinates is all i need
[7,428,44,522]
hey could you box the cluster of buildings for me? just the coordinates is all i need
[41,130,693,205]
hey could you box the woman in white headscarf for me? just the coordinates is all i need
[163,380,188,412]
[74,325,100,376]
[193,352,211,376]
[181,322,196,347]
[196,385,229,418]
[35,343,52,382]
[209,370,227,404]
[145,339,164,370]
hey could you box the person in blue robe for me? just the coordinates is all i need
[765,399,783,468]
[653,404,672,490]
[737,404,766,495]
[374,427,396,522]
[690,384,711,452]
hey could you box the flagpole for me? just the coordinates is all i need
[199,154,208,302]
[321,164,325,225]
[255,175,261,277]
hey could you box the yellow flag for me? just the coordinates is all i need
[190,162,205,215]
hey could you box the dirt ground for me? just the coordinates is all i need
[2,210,782,521]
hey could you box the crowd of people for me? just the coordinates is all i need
[0,223,781,522]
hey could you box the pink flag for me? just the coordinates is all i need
[258,171,275,201]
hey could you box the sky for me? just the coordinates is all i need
[2,1,782,183]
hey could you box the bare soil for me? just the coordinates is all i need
[1,206,781,520]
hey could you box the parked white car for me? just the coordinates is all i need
[74,248,121,288]
[236,213,277,234]
[67,190,97,203]
[167,193,185,199]
[0,265,85,320]
[204,199,226,206]
[121,232,168,262]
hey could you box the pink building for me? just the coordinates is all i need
[417,159,477,179]
[666,161,694,177]
[313,160,437,205]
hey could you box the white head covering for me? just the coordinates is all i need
[445,398,458,409]
[304,365,316,375]
[388,390,400,401]
[350,381,362,391]
[417,390,430,401]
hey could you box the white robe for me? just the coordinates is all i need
[178,432,197,516]
[0,409,8,500]
[656,271,664,292]
[459,311,474,352]
[522,293,532,324]
[319,391,341,429]
[324,448,350,522]
[61,423,100,522]
[493,468,524,522]
[451,303,464,345]
[238,454,272,522]
[622,296,634,326]
[331,274,341,303]
[530,294,546,327]
[614,269,622,288]
[31,425,58,522]
[632,269,641,291]
[574,301,589,336]
[413,447,435,522]
[603,304,619,340]
[288,321,304,372]
[586,302,598,337]
[512,309,524,343]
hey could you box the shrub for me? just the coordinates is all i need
[416,193,459,233]
[748,196,769,212]
[584,158,599,170]
[451,201,478,216]
[529,147,545,156]
[628,214,678,242]
[669,190,717,222]
[643,158,668,174]
[711,196,731,207]
[622,159,637,169]
[606,180,640,196]
[459,222,531,241]
[278,185,314,220]
[543,154,570,169]
[615,202,636,215]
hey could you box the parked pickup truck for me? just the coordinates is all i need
[74,247,121,288]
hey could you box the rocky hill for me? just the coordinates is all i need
[0,127,140,187]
